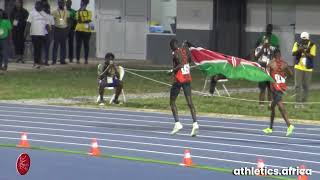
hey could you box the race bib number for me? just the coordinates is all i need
[13,20,18,26]
[181,64,190,75]
[274,74,286,83]
[106,77,113,83]
[84,23,89,29]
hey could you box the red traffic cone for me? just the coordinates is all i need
[88,138,100,156]
[256,159,266,176]
[17,132,30,148]
[298,165,308,180]
[180,149,193,167]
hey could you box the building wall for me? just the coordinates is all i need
[0,1,4,9]
[151,0,176,32]
[245,0,320,69]
[176,0,213,48]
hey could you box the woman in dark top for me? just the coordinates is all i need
[10,0,28,63]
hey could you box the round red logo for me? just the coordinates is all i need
[16,153,31,175]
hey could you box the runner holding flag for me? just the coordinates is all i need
[168,39,199,137]
[263,49,295,136]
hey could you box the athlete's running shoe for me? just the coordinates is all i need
[286,125,295,136]
[171,122,183,135]
[190,122,199,137]
[263,128,273,134]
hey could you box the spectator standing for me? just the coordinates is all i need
[292,32,317,108]
[66,0,76,63]
[42,1,54,66]
[52,0,69,65]
[10,0,28,64]
[0,9,12,71]
[75,0,93,64]
[256,24,280,49]
[25,1,48,68]
[255,38,276,108]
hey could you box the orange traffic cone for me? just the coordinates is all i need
[298,165,308,180]
[17,132,30,148]
[88,138,100,156]
[256,159,266,176]
[180,149,193,167]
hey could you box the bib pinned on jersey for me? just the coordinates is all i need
[175,48,192,83]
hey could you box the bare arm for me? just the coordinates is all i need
[172,52,183,73]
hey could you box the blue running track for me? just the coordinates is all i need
[0,103,318,180]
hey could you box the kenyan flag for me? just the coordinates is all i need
[190,47,273,82]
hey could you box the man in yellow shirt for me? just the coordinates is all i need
[52,0,70,65]
[292,32,317,108]
[75,0,93,64]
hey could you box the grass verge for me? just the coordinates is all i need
[1,66,319,120]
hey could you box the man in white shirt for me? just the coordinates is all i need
[25,1,48,68]
[255,38,276,109]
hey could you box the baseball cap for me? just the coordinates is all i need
[300,32,310,40]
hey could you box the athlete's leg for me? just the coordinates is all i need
[170,83,183,134]
[267,82,272,109]
[263,91,277,134]
[182,83,199,137]
[277,100,294,136]
[170,83,181,122]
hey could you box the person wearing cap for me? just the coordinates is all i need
[292,32,317,108]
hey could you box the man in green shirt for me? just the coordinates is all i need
[0,9,13,71]
[66,0,76,63]
[256,24,280,49]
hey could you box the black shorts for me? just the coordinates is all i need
[272,90,283,104]
[258,81,270,90]
[170,82,191,99]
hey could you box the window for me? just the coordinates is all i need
[149,0,176,34]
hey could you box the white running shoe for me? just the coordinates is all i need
[190,122,199,137]
[171,122,183,135]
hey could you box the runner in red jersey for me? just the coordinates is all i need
[263,49,295,136]
[168,39,199,137]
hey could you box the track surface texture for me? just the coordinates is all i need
[0,103,318,180]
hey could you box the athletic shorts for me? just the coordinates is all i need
[170,82,191,99]
[99,78,120,88]
[272,90,283,104]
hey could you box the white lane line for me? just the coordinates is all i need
[0,104,318,130]
[1,129,319,165]
[1,123,320,156]
[1,113,320,143]
[0,118,320,150]
[0,109,319,137]
[1,136,318,174]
